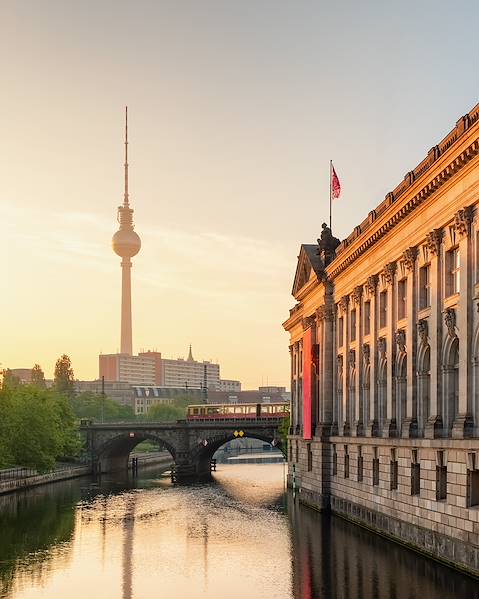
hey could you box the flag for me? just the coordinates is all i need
[331,164,341,199]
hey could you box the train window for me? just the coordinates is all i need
[193,408,199,415]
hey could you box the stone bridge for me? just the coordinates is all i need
[80,419,285,481]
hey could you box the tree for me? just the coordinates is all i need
[1,369,21,390]
[71,392,135,422]
[31,364,46,388]
[53,355,75,396]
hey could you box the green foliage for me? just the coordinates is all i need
[71,392,135,422]
[1,369,21,389]
[53,354,75,396]
[0,386,80,473]
[142,396,195,422]
[31,364,46,388]
[278,414,290,457]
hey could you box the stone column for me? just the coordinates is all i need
[402,247,418,438]
[317,304,335,437]
[339,295,350,435]
[366,275,379,437]
[383,261,398,437]
[352,286,363,436]
[425,229,444,439]
[289,344,294,433]
[452,207,474,438]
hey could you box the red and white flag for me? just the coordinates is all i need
[331,164,341,199]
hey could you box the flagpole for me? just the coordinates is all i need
[329,160,332,231]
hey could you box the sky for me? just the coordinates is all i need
[1,1,479,389]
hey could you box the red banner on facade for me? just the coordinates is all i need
[303,326,313,440]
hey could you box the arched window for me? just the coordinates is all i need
[443,337,459,432]
[361,363,370,431]
[377,358,387,433]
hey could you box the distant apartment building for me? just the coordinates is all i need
[219,379,241,392]
[99,346,221,389]
[99,353,156,386]
[7,368,33,384]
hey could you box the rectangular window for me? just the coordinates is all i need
[344,445,349,479]
[446,248,460,296]
[468,469,479,507]
[379,291,387,328]
[436,451,447,500]
[419,265,431,310]
[411,450,420,496]
[307,443,312,472]
[364,301,371,336]
[350,310,357,341]
[338,317,344,347]
[372,447,379,486]
[357,447,363,482]
[398,279,407,320]
[390,449,398,490]
[332,444,337,476]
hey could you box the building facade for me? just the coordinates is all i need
[219,379,242,392]
[284,102,479,574]
[99,353,156,385]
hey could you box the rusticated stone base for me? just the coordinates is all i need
[329,495,479,577]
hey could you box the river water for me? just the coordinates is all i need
[0,463,478,599]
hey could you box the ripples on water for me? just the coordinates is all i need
[0,463,478,599]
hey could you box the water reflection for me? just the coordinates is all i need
[290,496,479,599]
[0,464,478,599]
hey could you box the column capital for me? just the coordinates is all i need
[301,315,316,330]
[425,228,444,256]
[395,329,406,354]
[383,261,397,285]
[362,343,370,365]
[338,295,349,314]
[453,206,474,238]
[366,274,379,294]
[351,285,363,305]
[402,246,418,272]
[316,304,335,322]
[417,319,429,347]
[444,307,457,338]
[377,337,386,359]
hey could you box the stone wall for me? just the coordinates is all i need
[289,434,479,576]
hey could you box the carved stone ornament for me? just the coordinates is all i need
[338,295,349,313]
[444,308,457,338]
[366,274,379,294]
[316,304,335,322]
[351,285,363,305]
[336,354,343,370]
[425,228,444,256]
[377,337,386,358]
[395,329,406,354]
[348,349,356,367]
[402,247,418,272]
[417,319,429,347]
[453,206,473,238]
[301,315,315,330]
[383,262,397,285]
[363,343,370,365]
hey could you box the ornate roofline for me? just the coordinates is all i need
[327,135,479,280]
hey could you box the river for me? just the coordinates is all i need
[0,463,478,599]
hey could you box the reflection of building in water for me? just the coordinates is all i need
[289,499,476,599]
[122,495,136,599]
[284,101,479,575]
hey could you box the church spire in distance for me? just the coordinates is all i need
[187,345,194,362]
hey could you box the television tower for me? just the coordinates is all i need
[112,107,141,355]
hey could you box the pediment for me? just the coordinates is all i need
[292,244,323,298]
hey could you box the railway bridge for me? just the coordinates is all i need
[80,418,285,481]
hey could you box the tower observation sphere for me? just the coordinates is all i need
[112,224,141,257]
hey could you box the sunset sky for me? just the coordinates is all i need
[2,1,478,388]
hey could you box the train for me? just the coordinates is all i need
[186,402,289,421]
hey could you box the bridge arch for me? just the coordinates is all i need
[93,431,177,474]
[190,430,284,477]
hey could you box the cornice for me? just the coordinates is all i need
[326,136,479,280]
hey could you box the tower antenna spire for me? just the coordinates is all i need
[124,105,129,208]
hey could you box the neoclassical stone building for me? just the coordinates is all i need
[284,102,479,574]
